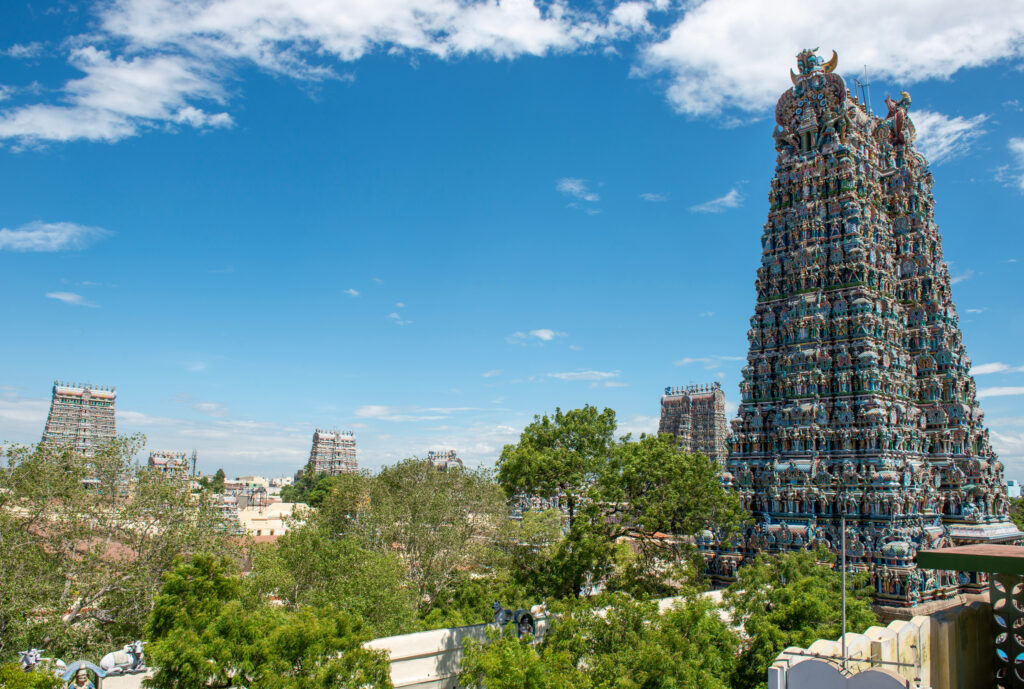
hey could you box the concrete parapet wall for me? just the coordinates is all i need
[769,601,993,689]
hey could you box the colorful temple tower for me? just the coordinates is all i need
[659,383,729,465]
[41,380,117,456]
[308,428,358,475]
[704,49,1019,608]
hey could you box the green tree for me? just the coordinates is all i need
[346,459,507,614]
[0,664,62,689]
[460,593,739,689]
[145,554,391,689]
[210,468,226,494]
[247,526,417,637]
[725,549,877,689]
[1009,496,1024,531]
[0,438,237,659]
[596,435,745,595]
[499,414,744,599]
[498,406,616,531]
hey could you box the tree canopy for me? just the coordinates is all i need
[0,437,237,660]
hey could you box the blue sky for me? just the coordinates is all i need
[1,0,1024,478]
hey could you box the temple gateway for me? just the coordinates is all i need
[701,48,1021,610]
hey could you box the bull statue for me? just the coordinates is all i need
[492,601,536,638]
[18,649,66,676]
[99,639,146,675]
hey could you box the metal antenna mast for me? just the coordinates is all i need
[852,66,873,118]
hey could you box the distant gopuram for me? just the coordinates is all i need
[703,48,1020,608]
[308,429,358,475]
[41,380,116,456]
[659,383,729,465]
[427,449,463,471]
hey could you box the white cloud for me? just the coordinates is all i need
[556,177,599,202]
[972,363,1024,375]
[592,380,627,388]
[1005,138,1024,192]
[395,302,406,308]
[0,221,112,252]
[640,192,667,202]
[569,344,582,351]
[344,288,360,297]
[965,308,987,314]
[1,0,661,144]
[675,354,744,368]
[911,110,987,164]
[185,361,208,372]
[529,328,565,341]
[4,42,45,59]
[548,370,620,382]
[977,387,1024,399]
[950,269,974,285]
[0,47,232,144]
[175,393,229,418]
[46,292,98,307]
[508,329,566,344]
[699,310,714,317]
[352,404,477,422]
[388,312,411,325]
[690,187,743,213]
[640,1,1024,117]
[482,369,501,378]
[617,414,658,438]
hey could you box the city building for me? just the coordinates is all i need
[308,428,358,475]
[658,383,729,465]
[238,501,306,541]
[147,450,191,475]
[702,49,1020,609]
[40,381,116,456]
[427,450,463,471]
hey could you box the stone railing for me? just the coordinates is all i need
[769,600,992,689]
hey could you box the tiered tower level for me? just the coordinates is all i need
[309,429,358,475]
[41,381,116,456]
[706,49,1020,608]
[659,382,729,465]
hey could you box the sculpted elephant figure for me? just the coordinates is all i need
[99,639,146,675]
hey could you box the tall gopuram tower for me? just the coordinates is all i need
[659,383,729,465]
[704,49,1020,609]
[308,428,358,475]
[41,380,117,456]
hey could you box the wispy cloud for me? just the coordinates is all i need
[482,369,501,378]
[557,178,600,206]
[978,386,1024,398]
[0,2,659,145]
[690,187,743,213]
[699,311,714,317]
[4,42,45,59]
[675,355,744,368]
[965,308,987,314]
[912,110,987,164]
[640,192,668,202]
[46,291,98,307]
[1,221,111,252]
[185,361,208,372]
[344,288,360,297]
[174,393,229,418]
[972,363,1024,375]
[395,302,405,308]
[593,380,628,388]
[508,329,567,344]
[1002,138,1024,192]
[548,370,620,382]
[388,312,411,326]
[950,269,975,285]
